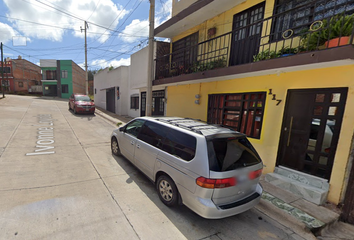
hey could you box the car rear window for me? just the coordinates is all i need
[207,136,262,172]
[161,128,196,161]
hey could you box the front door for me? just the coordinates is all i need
[140,90,165,116]
[106,88,115,113]
[277,88,347,180]
[230,2,265,66]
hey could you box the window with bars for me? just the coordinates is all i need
[172,32,199,71]
[131,95,139,110]
[62,84,68,93]
[45,70,57,80]
[61,70,68,78]
[207,92,266,139]
[272,0,354,40]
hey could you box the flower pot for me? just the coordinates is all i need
[325,36,351,48]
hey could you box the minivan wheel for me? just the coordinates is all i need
[157,175,179,207]
[111,137,121,156]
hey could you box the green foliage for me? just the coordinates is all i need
[116,122,122,127]
[108,65,114,71]
[253,49,280,62]
[302,14,354,50]
[191,57,227,72]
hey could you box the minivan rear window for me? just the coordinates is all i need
[207,136,262,172]
[161,128,196,161]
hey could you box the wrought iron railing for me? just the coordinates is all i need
[154,0,354,80]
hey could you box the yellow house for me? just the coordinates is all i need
[153,0,354,223]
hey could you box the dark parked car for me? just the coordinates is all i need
[68,94,95,114]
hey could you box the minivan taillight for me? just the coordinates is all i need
[249,169,263,180]
[196,177,236,189]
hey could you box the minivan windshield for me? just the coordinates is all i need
[207,136,262,172]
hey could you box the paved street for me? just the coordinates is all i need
[0,95,311,240]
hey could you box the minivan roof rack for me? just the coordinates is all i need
[155,118,229,135]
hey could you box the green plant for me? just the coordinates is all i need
[302,14,354,50]
[191,57,226,72]
[253,49,280,62]
[116,122,122,127]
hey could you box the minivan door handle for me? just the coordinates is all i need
[130,140,135,145]
[136,144,140,149]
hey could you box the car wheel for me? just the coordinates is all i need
[156,175,179,207]
[111,137,121,156]
[74,107,77,114]
[68,103,71,110]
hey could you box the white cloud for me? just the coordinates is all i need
[156,0,172,26]
[118,0,172,44]
[90,57,130,69]
[3,0,129,43]
[119,19,149,43]
[0,22,19,44]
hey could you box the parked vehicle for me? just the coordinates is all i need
[111,117,263,219]
[68,94,95,114]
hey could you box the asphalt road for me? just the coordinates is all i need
[0,95,307,240]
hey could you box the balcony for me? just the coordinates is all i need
[154,2,354,83]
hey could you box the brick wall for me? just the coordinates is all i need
[71,61,86,94]
[11,59,42,93]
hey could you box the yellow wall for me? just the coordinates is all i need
[165,65,354,204]
[172,0,276,43]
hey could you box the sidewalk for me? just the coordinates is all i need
[95,109,354,240]
[95,107,133,126]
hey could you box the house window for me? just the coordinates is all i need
[131,95,139,110]
[18,82,23,87]
[207,92,266,139]
[0,67,10,73]
[45,70,57,80]
[272,0,354,40]
[62,84,69,93]
[61,70,68,78]
[172,32,199,72]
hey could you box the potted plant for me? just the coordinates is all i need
[302,14,354,50]
[324,14,354,48]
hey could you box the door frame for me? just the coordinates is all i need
[276,88,348,180]
[140,90,165,116]
[229,1,265,66]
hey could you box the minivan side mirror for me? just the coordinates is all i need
[119,126,125,132]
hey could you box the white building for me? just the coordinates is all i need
[94,41,170,118]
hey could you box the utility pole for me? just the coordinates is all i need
[1,42,4,98]
[146,0,155,116]
[81,21,89,95]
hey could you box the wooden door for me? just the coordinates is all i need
[230,2,265,66]
[277,88,347,180]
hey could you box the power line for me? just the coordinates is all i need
[87,0,102,21]
[0,15,148,37]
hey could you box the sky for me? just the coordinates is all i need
[0,0,172,70]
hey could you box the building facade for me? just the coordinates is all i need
[94,41,169,118]
[153,0,354,222]
[94,66,132,116]
[40,59,86,98]
[0,57,42,94]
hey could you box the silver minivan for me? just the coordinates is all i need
[111,117,263,219]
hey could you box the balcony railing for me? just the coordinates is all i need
[155,0,354,80]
